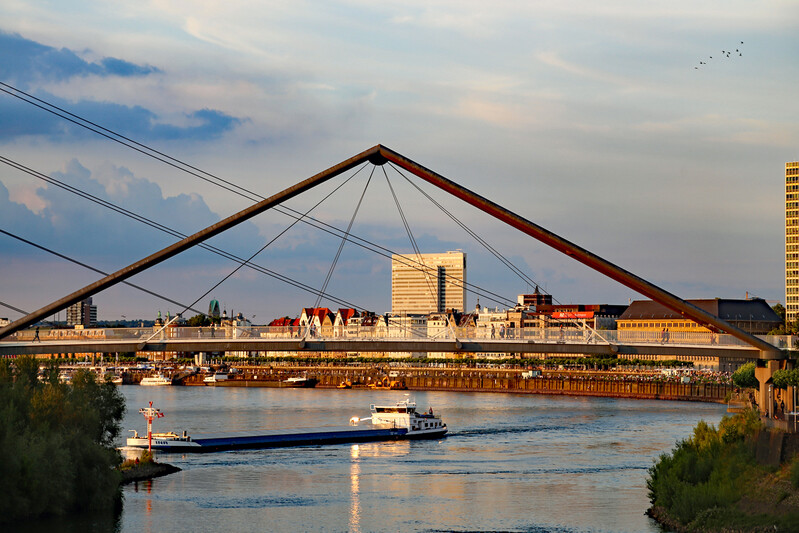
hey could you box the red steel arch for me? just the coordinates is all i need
[0,145,781,358]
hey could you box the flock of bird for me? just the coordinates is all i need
[695,41,744,69]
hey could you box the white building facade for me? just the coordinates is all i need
[391,251,466,314]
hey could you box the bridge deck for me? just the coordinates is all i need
[0,334,773,359]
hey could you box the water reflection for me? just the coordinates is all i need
[12,508,122,533]
[349,444,361,533]
[132,479,154,533]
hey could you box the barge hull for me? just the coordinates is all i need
[194,427,407,451]
[139,425,428,453]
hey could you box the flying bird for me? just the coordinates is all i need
[694,42,745,69]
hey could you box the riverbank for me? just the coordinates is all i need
[119,461,181,484]
[171,365,733,403]
[647,411,799,532]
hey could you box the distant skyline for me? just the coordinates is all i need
[1,1,798,322]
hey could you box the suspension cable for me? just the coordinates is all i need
[182,159,369,318]
[382,166,439,309]
[0,155,368,311]
[272,202,514,307]
[0,300,31,316]
[313,167,375,311]
[0,229,207,316]
[389,161,557,302]
[0,83,261,203]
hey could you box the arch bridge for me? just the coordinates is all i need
[0,145,790,411]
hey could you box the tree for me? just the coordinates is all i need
[0,356,126,523]
[187,314,211,327]
[732,362,758,389]
[767,303,799,335]
[772,369,799,390]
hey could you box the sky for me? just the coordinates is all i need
[1,0,798,323]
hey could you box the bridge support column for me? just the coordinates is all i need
[755,360,780,417]
[786,360,795,416]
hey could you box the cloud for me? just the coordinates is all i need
[536,51,636,89]
[0,159,262,265]
[0,30,160,87]
[0,32,241,142]
[0,88,242,142]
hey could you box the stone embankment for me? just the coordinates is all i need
[334,371,729,402]
[130,364,732,403]
[181,365,732,403]
[402,373,730,402]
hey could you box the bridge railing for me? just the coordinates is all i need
[3,325,795,351]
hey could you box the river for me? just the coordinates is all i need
[32,386,729,532]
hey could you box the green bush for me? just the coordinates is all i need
[718,408,761,444]
[647,410,761,526]
[0,356,125,523]
[732,362,758,389]
[773,368,799,390]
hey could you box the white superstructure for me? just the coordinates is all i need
[126,430,201,450]
[369,398,447,437]
[203,372,228,385]
[140,374,172,386]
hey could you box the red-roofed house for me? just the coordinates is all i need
[334,308,359,337]
[300,307,334,336]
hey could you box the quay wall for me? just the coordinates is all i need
[125,365,732,403]
[311,368,731,403]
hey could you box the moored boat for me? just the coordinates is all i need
[140,373,172,386]
[281,376,318,388]
[203,372,228,385]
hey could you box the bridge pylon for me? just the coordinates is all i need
[755,357,795,418]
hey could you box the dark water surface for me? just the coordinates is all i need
[114,386,723,532]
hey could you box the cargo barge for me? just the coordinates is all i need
[126,425,409,452]
[124,399,446,453]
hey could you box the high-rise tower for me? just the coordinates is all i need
[66,297,97,327]
[391,251,466,314]
[787,162,799,323]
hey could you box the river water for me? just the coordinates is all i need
[99,386,724,533]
